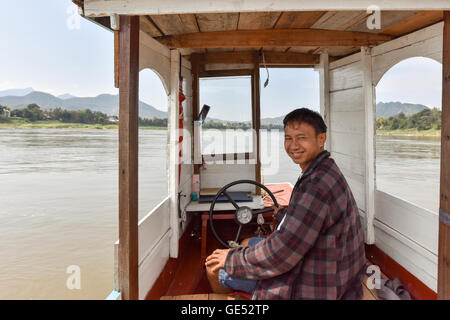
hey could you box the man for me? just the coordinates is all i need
[205,108,366,299]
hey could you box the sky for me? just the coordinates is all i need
[0,1,443,119]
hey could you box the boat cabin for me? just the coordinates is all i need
[72,0,450,300]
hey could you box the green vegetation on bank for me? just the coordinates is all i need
[0,103,443,136]
[376,108,441,132]
[0,104,167,129]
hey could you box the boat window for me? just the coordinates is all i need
[259,68,320,184]
[375,57,442,213]
[138,68,168,220]
[199,76,253,156]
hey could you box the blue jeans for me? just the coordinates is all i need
[218,237,264,293]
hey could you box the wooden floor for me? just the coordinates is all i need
[156,214,385,300]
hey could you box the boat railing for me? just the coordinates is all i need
[106,196,171,300]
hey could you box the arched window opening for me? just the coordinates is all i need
[138,68,169,220]
[375,57,442,213]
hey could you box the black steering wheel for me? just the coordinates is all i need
[209,179,279,248]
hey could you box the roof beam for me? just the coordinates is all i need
[195,51,320,65]
[157,29,392,49]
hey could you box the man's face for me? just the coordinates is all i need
[284,121,326,172]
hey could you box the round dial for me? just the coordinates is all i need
[236,207,253,224]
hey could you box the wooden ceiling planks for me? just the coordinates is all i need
[237,12,282,30]
[311,11,369,31]
[140,10,444,59]
[347,11,418,33]
[178,14,201,33]
[149,14,192,35]
[381,10,444,36]
[140,16,163,37]
[274,11,325,29]
[196,13,239,32]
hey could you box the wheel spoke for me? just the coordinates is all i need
[252,207,274,215]
[222,191,240,209]
[234,224,243,243]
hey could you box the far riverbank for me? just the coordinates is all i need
[0,119,442,137]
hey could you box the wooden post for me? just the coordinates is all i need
[362,47,376,244]
[318,53,331,151]
[438,11,450,300]
[118,15,139,300]
[252,53,261,193]
[168,50,180,258]
[191,53,200,175]
[114,30,119,88]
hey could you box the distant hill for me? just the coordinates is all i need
[0,91,167,119]
[57,93,77,100]
[0,89,433,123]
[0,87,34,97]
[376,101,429,118]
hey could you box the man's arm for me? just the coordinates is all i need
[224,183,329,280]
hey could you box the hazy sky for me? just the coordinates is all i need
[0,1,442,119]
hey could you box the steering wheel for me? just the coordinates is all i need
[209,179,279,248]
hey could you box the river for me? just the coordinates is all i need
[0,129,440,299]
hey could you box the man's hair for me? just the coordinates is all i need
[283,108,327,135]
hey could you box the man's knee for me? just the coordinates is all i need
[206,266,232,294]
[240,237,252,246]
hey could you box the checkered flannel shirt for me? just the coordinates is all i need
[224,151,366,299]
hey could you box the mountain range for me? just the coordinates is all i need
[376,101,430,118]
[0,89,167,119]
[0,88,432,122]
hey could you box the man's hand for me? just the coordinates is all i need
[205,248,230,273]
[271,205,282,230]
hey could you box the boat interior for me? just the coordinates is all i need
[73,1,450,300]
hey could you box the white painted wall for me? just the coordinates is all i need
[328,21,443,292]
[369,22,443,292]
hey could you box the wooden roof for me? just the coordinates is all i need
[141,10,443,59]
[73,0,443,60]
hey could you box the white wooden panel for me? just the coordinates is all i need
[358,209,368,240]
[139,31,171,95]
[375,189,439,254]
[374,219,437,292]
[331,151,365,177]
[84,0,450,16]
[138,197,170,263]
[329,61,362,92]
[362,47,376,244]
[179,163,193,191]
[168,50,181,258]
[371,22,443,57]
[200,164,256,192]
[329,52,361,70]
[138,230,171,300]
[372,35,443,85]
[345,175,366,211]
[330,131,365,160]
[181,69,193,98]
[330,110,365,134]
[330,87,364,112]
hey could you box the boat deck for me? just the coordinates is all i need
[148,213,385,300]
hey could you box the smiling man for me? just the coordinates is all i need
[205,108,366,300]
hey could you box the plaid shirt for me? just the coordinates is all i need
[224,151,366,300]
